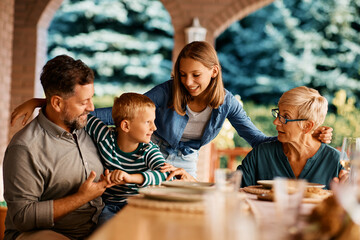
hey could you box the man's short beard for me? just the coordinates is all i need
[62,109,88,131]
[64,117,86,131]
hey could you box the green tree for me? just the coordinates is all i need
[217,0,360,107]
[48,0,174,88]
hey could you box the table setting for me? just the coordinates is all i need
[243,180,331,204]
[88,164,360,240]
[127,169,243,215]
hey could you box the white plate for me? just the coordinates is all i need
[138,186,204,202]
[257,180,325,189]
[162,181,215,191]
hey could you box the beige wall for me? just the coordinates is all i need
[9,0,63,138]
[0,0,14,201]
[0,0,14,166]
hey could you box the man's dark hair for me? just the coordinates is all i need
[40,55,94,99]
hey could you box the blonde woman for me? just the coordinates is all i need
[238,86,347,189]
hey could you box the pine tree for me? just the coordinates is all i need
[217,0,360,106]
[48,0,174,87]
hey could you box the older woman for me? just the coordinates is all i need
[238,86,346,189]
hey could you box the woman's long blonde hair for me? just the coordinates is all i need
[170,41,225,116]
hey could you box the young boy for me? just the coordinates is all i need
[85,93,170,224]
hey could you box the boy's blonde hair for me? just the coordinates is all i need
[171,41,225,116]
[112,93,155,127]
[279,86,328,130]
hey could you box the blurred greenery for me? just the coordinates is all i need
[325,89,360,147]
[48,0,173,90]
[217,0,360,107]
[92,82,153,107]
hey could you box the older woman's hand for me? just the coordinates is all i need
[332,170,349,183]
[160,163,197,182]
[313,126,333,144]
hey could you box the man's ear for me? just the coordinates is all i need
[212,65,219,78]
[50,95,63,113]
[120,120,131,132]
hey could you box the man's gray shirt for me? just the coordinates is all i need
[3,110,104,240]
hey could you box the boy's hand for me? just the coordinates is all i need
[110,170,130,185]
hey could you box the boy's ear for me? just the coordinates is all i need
[212,65,219,78]
[120,120,131,132]
[50,95,63,113]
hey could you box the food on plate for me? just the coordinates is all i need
[244,185,332,203]
[303,187,332,200]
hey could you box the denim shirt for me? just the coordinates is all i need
[92,80,275,156]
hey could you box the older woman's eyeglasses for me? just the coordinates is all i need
[271,108,307,124]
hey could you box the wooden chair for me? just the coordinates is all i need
[0,207,7,240]
[209,143,251,182]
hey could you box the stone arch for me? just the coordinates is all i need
[210,0,275,38]
[9,0,63,138]
[161,0,274,60]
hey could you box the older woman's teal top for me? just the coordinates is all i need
[237,140,342,189]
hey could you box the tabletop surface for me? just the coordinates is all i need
[88,191,318,240]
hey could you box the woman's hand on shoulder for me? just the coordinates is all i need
[313,126,333,144]
[11,98,46,126]
[160,163,197,182]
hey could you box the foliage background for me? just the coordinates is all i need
[48,0,174,90]
[216,0,360,106]
[48,0,360,149]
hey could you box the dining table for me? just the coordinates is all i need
[87,185,320,240]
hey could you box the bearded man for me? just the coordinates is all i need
[3,55,111,240]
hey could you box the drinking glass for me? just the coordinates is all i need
[204,175,257,240]
[332,182,360,225]
[334,141,360,226]
[340,137,360,172]
[204,168,258,240]
[214,168,242,192]
[273,178,306,238]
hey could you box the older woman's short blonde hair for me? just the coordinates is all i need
[279,86,328,130]
[112,93,155,127]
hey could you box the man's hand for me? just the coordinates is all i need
[100,169,116,188]
[77,171,109,202]
[54,170,111,222]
